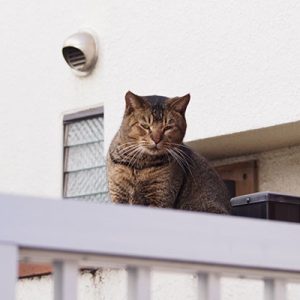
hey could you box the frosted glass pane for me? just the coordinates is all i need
[65,118,104,146]
[65,167,108,197]
[63,115,109,202]
[65,142,105,172]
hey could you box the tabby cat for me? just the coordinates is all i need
[107,91,231,214]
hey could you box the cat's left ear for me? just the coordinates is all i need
[125,91,147,113]
[167,94,190,114]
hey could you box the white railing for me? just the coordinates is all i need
[1,194,300,300]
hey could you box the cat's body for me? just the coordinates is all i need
[107,92,231,214]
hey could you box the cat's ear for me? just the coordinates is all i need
[125,91,146,113]
[167,94,190,114]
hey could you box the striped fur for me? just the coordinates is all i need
[107,91,231,214]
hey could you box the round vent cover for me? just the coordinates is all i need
[62,31,98,76]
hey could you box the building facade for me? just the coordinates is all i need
[1,0,300,299]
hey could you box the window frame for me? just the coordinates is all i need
[62,106,105,200]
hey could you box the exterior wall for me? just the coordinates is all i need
[1,0,300,198]
[212,145,300,195]
[259,146,300,194]
[16,270,300,300]
[16,270,263,300]
[17,270,127,300]
[2,0,300,299]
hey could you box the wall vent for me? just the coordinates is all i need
[62,31,98,76]
[63,47,86,70]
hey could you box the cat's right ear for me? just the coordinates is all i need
[167,94,190,115]
[125,91,145,114]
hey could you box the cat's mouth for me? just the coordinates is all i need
[143,143,166,155]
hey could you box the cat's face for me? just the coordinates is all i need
[121,91,190,155]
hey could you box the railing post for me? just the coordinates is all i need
[197,273,221,300]
[127,267,151,300]
[0,244,18,300]
[264,279,286,300]
[53,260,78,300]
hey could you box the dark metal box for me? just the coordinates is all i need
[230,192,300,223]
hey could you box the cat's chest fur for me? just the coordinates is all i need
[107,157,183,207]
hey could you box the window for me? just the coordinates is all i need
[63,107,109,202]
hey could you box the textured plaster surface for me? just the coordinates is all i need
[17,270,127,300]
[288,283,300,300]
[212,144,300,196]
[18,270,300,300]
[258,146,300,195]
[16,270,271,300]
[2,0,300,299]
[1,0,300,197]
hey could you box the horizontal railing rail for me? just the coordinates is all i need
[0,194,300,300]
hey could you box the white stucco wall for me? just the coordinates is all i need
[2,0,300,299]
[213,144,300,195]
[259,146,300,194]
[1,0,300,197]
[16,270,263,300]
[16,270,300,300]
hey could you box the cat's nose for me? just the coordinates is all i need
[150,132,162,145]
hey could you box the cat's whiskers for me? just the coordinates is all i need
[172,147,196,183]
[118,142,146,157]
[164,142,192,155]
[165,146,196,183]
[118,144,139,156]
[134,148,146,168]
[116,141,137,150]
[166,149,186,174]
[128,146,144,168]
[117,141,138,149]
[164,142,194,165]
[127,148,140,167]
[117,141,137,146]
[116,141,149,168]
[172,146,194,167]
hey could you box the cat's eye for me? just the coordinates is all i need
[164,125,173,131]
[167,119,175,125]
[164,119,175,131]
[140,123,150,130]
